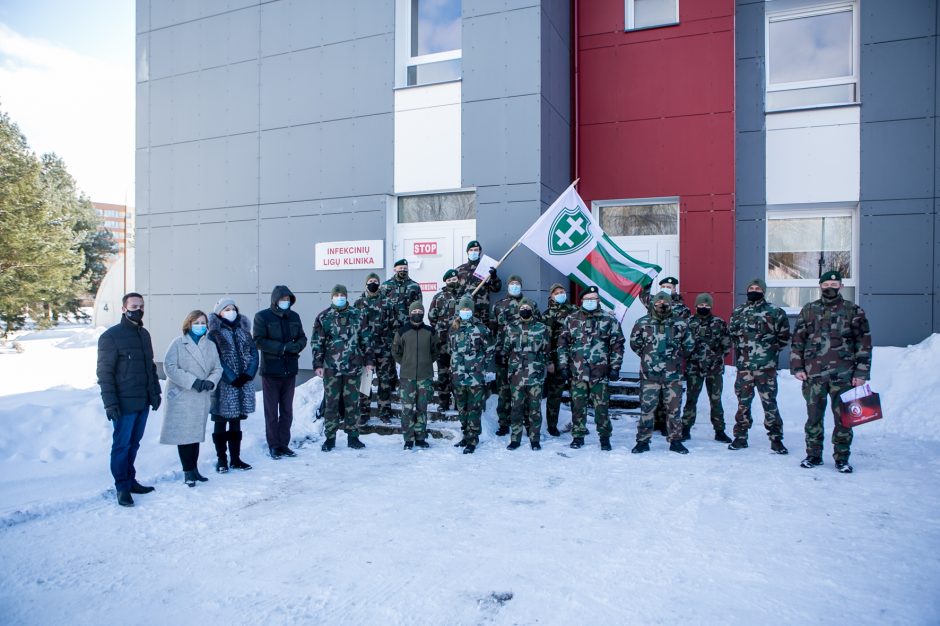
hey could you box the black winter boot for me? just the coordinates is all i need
[117,490,134,507]
[495,424,510,436]
[193,469,209,482]
[681,426,691,442]
[463,443,476,454]
[130,480,154,494]
[320,437,336,452]
[547,425,561,437]
[184,471,197,487]
[670,441,689,454]
[347,435,366,449]
[530,440,541,450]
[800,455,823,468]
[714,430,732,443]
[770,439,789,455]
[414,439,430,449]
[454,438,468,448]
[631,441,650,454]
[570,437,584,449]
[599,436,612,451]
[507,440,521,450]
[835,459,854,473]
[213,433,229,473]
[728,437,748,450]
[229,431,252,470]
[404,441,414,450]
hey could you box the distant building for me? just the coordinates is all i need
[92,202,130,253]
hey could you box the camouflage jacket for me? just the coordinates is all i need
[558,309,626,382]
[311,304,373,375]
[448,317,495,387]
[542,300,577,365]
[630,311,694,382]
[354,291,394,357]
[380,276,423,330]
[640,286,692,320]
[729,299,791,371]
[686,313,732,375]
[790,295,872,382]
[501,320,550,386]
[493,295,541,351]
[428,286,460,347]
[456,260,501,325]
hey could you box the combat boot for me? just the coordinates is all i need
[495,424,510,436]
[681,426,691,442]
[669,441,689,454]
[507,440,521,450]
[454,438,467,448]
[530,440,541,450]
[569,437,584,449]
[800,455,823,468]
[599,436,612,451]
[414,440,430,449]
[714,430,732,443]
[403,441,414,450]
[347,436,366,449]
[463,444,476,454]
[835,459,854,473]
[728,437,748,450]
[547,425,561,437]
[770,439,789,455]
[320,437,336,452]
[631,441,650,454]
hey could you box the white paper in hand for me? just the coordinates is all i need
[359,368,374,396]
[840,384,872,404]
[472,254,499,282]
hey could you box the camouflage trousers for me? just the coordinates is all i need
[495,363,512,427]
[544,370,569,430]
[733,369,783,442]
[570,379,612,439]
[803,376,854,461]
[638,379,683,443]
[323,373,360,439]
[681,369,725,431]
[360,350,397,418]
[435,353,452,408]
[511,384,543,443]
[453,385,484,446]
[400,378,432,443]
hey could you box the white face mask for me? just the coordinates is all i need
[582,299,598,312]
[468,251,480,262]
[508,284,522,297]
[221,310,237,322]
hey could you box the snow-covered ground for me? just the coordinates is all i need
[0,325,938,624]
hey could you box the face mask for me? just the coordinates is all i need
[190,323,207,337]
[508,284,522,297]
[821,287,839,299]
[410,313,424,324]
[519,308,533,320]
[459,310,473,321]
[746,291,763,303]
[654,305,670,317]
[446,281,459,290]
[397,270,408,280]
[553,293,567,305]
[468,251,480,262]
[332,296,347,308]
[660,286,675,295]
[125,309,144,324]
[278,300,291,310]
[366,282,379,293]
[222,310,238,322]
[696,307,711,317]
[582,299,598,312]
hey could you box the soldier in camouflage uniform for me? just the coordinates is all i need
[449,295,495,454]
[429,269,461,411]
[492,275,541,435]
[501,299,550,450]
[557,286,625,451]
[630,292,695,454]
[680,292,732,443]
[354,272,397,423]
[727,278,791,454]
[392,300,440,449]
[790,270,872,473]
[312,284,372,451]
[543,283,576,436]
[380,258,423,330]
[456,240,501,329]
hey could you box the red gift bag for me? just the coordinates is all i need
[840,392,883,428]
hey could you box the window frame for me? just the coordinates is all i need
[624,0,680,32]
[591,196,680,238]
[764,205,860,314]
[395,0,462,88]
[396,188,477,224]
[765,1,860,112]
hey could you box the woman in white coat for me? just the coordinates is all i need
[161,310,223,486]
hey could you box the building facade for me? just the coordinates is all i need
[137,0,939,369]
[92,201,130,253]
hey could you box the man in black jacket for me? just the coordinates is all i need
[253,285,308,459]
[96,292,162,507]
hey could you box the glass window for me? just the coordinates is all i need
[765,209,858,311]
[397,191,475,223]
[597,202,679,236]
[766,3,857,111]
[625,0,679,31]
[411,0,461,56]
[398,0,462,87]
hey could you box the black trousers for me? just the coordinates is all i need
[213,419,242,434]
[262,375,295,448]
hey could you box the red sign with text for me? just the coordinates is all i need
[413,241,438,256]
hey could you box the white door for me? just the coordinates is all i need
[393,219,476,311]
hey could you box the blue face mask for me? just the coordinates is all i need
[278,300,290,310]
[582,299,598,312]
[459,310,473,321]
[190,323,207,336]
[508,284,522,297]
[553,293,567,305]
[468,251,480,262]
[332,296,347,308]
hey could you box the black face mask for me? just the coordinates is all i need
[519,309,533,320]
[397,270,408,280]
[746,291,763,303]
[821,287,839,299]
[366,282,379,293]
[125,309,144,324]
[410,313,423,324]
[697,306,711,316]
[446,281,459,290]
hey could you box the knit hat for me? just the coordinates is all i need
[819,270,842,283]
[213,297,237,315]
[747,278,767,292]
[466,240,481,251]
[508,274,522,285]
[394,259,408,268]
[458,296,474,310]
[549,283,566,295]
[409,300,425,313]
[443,269,458,281]
[518,298,536,311]
[659,276,679,287]
[331,284,348,296]
[366,272,380,283]
[653,292,671,305]
[695,293,713,307]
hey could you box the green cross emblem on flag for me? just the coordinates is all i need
[548,205,593,255]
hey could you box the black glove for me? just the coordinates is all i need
[232,373,251,388]
[488,268,497,277]
[106,406,121,421]
[151,397,161,411]
[495,353,506,368]
[192,379,215,392]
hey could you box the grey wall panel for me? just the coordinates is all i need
[135,82,150,149]
[220,133,261,209]
[149,6,259,80]
[861,38,935,123]
[148,21,201,79]
[541,8,570,124]
[860,0,936,44]
[860,294,933,346]
[464,0,540,19]
[540,98,570,197]
[200,62,259,139]
[259,53,295,129]
[260,125,321,204]
[463,8,541,102]
[735,2,764,60]
[136,226,150,294]
[736,132,766,206]
[136,33,150,82]
[735,204,765,222]
[260,0,291,57]
[321,0,394,45]
[137,0,150,34]
[735,59,764,133]
[860,119,933,201]
[463,96,541,186]
[860,213,934,293]
[148,144,174,212]
[135,149,150,215]
[861,198,933,216]
[150,0,259,32]
[734,219,765,298]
